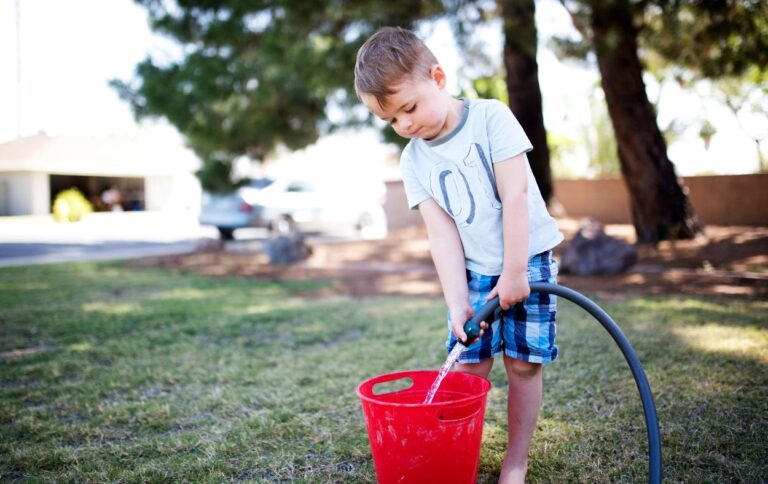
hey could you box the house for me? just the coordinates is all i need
[0,132,202,216]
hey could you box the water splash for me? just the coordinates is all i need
[423,343,465,405]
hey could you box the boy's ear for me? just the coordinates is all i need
[429,65,447,89]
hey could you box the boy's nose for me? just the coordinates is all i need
[399,117,413,130]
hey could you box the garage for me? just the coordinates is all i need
[49,175,146,212]
[0,132,201,217]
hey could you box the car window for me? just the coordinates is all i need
[286,182,313,193]
[248,178,274,189]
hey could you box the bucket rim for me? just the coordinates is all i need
[356,369,491,407]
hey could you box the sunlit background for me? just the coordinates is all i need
[1,0,765,181]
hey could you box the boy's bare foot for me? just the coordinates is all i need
[498,459,527,484]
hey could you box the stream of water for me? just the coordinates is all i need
[422,343,465,405]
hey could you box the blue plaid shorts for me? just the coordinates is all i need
[446,251,559,365]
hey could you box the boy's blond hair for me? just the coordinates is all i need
[354,26,438,107]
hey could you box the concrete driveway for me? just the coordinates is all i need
[0,212,221,267]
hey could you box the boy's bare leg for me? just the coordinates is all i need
[454,358,493,379]
[499,355,543,484]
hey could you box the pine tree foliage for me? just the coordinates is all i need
[643,0,768,79]
[113,0,445,192]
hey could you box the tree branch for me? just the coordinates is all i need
[558,0,590,41]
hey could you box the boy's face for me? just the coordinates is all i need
[361,65,454,141]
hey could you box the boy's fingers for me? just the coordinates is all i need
[485,287,498,301]
[465,328,484,345]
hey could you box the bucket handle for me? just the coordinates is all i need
[369,373,415,396]
[435,400,484,423]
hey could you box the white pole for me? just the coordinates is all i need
[15,0,21,138]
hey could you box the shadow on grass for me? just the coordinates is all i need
[476,294,768,483]
[1,263,766,482]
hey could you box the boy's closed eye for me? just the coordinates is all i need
[387,104,417,125]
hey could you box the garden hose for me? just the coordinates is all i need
[462,282,662,484]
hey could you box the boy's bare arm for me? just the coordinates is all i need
[489,153,531,310]
[419,198,475,342]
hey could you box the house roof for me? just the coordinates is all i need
[0,132,200,177]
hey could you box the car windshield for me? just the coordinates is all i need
[248,178,274,189]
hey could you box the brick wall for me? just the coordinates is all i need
[384,174,768,229]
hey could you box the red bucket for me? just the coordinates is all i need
[356,370,491,484]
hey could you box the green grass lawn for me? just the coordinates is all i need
[1,262,766,482]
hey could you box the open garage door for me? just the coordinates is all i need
[49,175,145,212]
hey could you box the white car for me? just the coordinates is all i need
[199,177,388,240]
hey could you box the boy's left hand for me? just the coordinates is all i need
[486,270,530,310]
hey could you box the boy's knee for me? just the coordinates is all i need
[505,357,542,379]
[455,358,494,379]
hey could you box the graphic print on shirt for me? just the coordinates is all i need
[430,162,475,227]
[428,143,500,228]
[463,143,501,210]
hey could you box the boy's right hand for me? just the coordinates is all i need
[449,304,488,345]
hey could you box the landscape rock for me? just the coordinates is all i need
[560,218,637,275]
[264,233,312,265]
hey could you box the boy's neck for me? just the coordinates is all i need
[432,97,465,141]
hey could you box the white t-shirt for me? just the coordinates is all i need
[400,98,563,275]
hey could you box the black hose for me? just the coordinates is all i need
[462,282,662,483]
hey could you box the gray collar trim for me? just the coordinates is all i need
[426,98,469,147]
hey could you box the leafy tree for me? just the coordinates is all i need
[642,0,768,80]
[113,0,445,192]
[466,73,509,105]
[640,51,692,149]
[548,132,583,179]
[557,0,703,242]
[452,0,554,202]
[710,68,768,172]
[591,0,704,242]
[584,88,620,177]
[556,0,767,242]
[643,1,768,171]
[499,0,553,203]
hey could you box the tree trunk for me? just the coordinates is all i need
[590,0,701,243]
[499,0,553,203]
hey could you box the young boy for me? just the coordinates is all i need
[355,27,563,483]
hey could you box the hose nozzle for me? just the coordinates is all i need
[460,296,500,346]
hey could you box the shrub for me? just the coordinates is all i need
[52,188,93,222]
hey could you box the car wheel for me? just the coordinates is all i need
[356,212,374,232]
[357,211,387,240]
[271,215,297,236]
[217,227,235,240]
